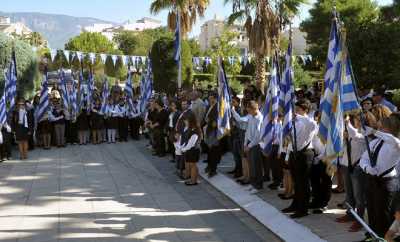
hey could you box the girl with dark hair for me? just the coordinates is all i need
[177,111,201,186]
[14,99,30,159]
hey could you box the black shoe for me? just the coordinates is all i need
[268,183,279,190]
[263,176,271,182]
[202,159,208,164]
[208,171,217,178]
[204,167,210,173]
[169,159,175,163]
[290,212,309,219]
[227,169,236,175]
[282,206,296,213]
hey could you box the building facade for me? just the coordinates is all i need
[199,15,249,55]
[0,16,33,37]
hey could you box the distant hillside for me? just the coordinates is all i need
[0,11,116,49]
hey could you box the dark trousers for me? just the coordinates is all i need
[1,131,12,159]
[129,117,141,140]
[176,155,185,172]
[249,145,264,189]
[207,144,221,173]
[65,120,77,144]
[153,129,166,155]
[231,135,243,176]
[269,144,282,184]
[310,161,332,208]
[366,175,399,237]
[118,118,128,141]
[289,149,314,213]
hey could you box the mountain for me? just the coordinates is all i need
[0,11,116,49]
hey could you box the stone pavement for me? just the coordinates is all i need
[215,153,366,242]
[0,141,280,242]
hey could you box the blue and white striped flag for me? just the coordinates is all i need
[87,70,94,110]
[318,16,344,161]
[217,58,231,139]
[0,95,6,125]
[341,53,361,113]
[140,60,153,113]
[5,51,17,115]
[60,70,69,110]
[281,42,295,141]
[100,79,109,114]
[174,11,181,62]
[125,72,134,112]
[261,54,280,153]
[35,74,49,124]
[70,81,78,119]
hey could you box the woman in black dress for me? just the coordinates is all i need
[91,99,104,144]
[77,106,90,145]
[14,99,30,159]
[178,111,201,186]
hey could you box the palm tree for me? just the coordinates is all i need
[27,32,47,48]
[150,0,210,37]
[225,0,307,91]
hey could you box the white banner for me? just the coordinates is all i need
[89,53,96,65]
[111,55,118,66]
[50,49,57,62]
[100,54,107,64]
[63,50,70,63]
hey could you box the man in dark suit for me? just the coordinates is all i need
[167,101,181,162]
[204,92,220,178]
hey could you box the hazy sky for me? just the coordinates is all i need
[2,0,393,36]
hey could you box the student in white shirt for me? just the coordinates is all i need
[282,99,318,218]
[244,101,264,194]
[359,113,400,237]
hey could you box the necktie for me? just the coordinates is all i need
[371,139,384,167]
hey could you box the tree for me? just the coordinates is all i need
[150,36,193,94]
[225,0,307,91]
[113,27,172,56]
[187,38,202,56]
[301,0,379,68]
[64,32,125,81]
[380,0,400,23]
[150,0,210,36]
[0,33,39,98]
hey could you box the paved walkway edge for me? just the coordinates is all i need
[198,162,327,242]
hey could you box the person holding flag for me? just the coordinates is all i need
[35,73,51,150]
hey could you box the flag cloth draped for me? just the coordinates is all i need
[69,81,78,119]
[318,14,360,162]
[281,42,295,141]
[140,60,153,113]
[173,11,181,62]
[216,58,231,139]
[100,79,109,114]
[125,72,135,113]
[35,74,49,124]
[261,53,280,154]
[60,70,69,110]
[5,51,17,116]
[0,95,6,125]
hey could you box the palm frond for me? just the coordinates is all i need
[227,10,246,25]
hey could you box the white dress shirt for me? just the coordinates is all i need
[289,114,318,152]
[341,123,368,166]
[244,111,263,149]
[231,108,251,131]
[359,131,400,177]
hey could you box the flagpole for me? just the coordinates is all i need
[177,9,182,90]
[289,24,298,154]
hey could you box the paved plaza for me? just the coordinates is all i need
[0,141,279,242]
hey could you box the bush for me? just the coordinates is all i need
[0,33,39,98]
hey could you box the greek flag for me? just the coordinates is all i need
[140,60,153,113]
[281,42,295,141]
[174,11,181,62]
[261,53,280,154]
[35,74,49,124]
[125,72,134,112]
[318,16,344,161]
[217,58,231,139]
[341,51,361,113]
[5,51,17,115]
[87,70,94,110]
[60,70,69,109]
[100,79,109,114]
[78,70,87,111]
[0,95,6,125]
[70,81,78,119]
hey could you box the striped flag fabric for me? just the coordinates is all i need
[140,60,153,113]
[261,53,280,153]
[5,51,17,115]
[281,42,295,141]
[341,50,361,113]
[173,11,181,62]
[35,74,49,124]
[216,58,232,139]
[87,70,94,110]
[59,70,69,110]
[0,95,6,125]
[125,71,135,112]
[318,16,345,161]
[70,81,78,119]
[100,79,109,114]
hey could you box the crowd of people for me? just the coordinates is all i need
[2,77,400,241]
